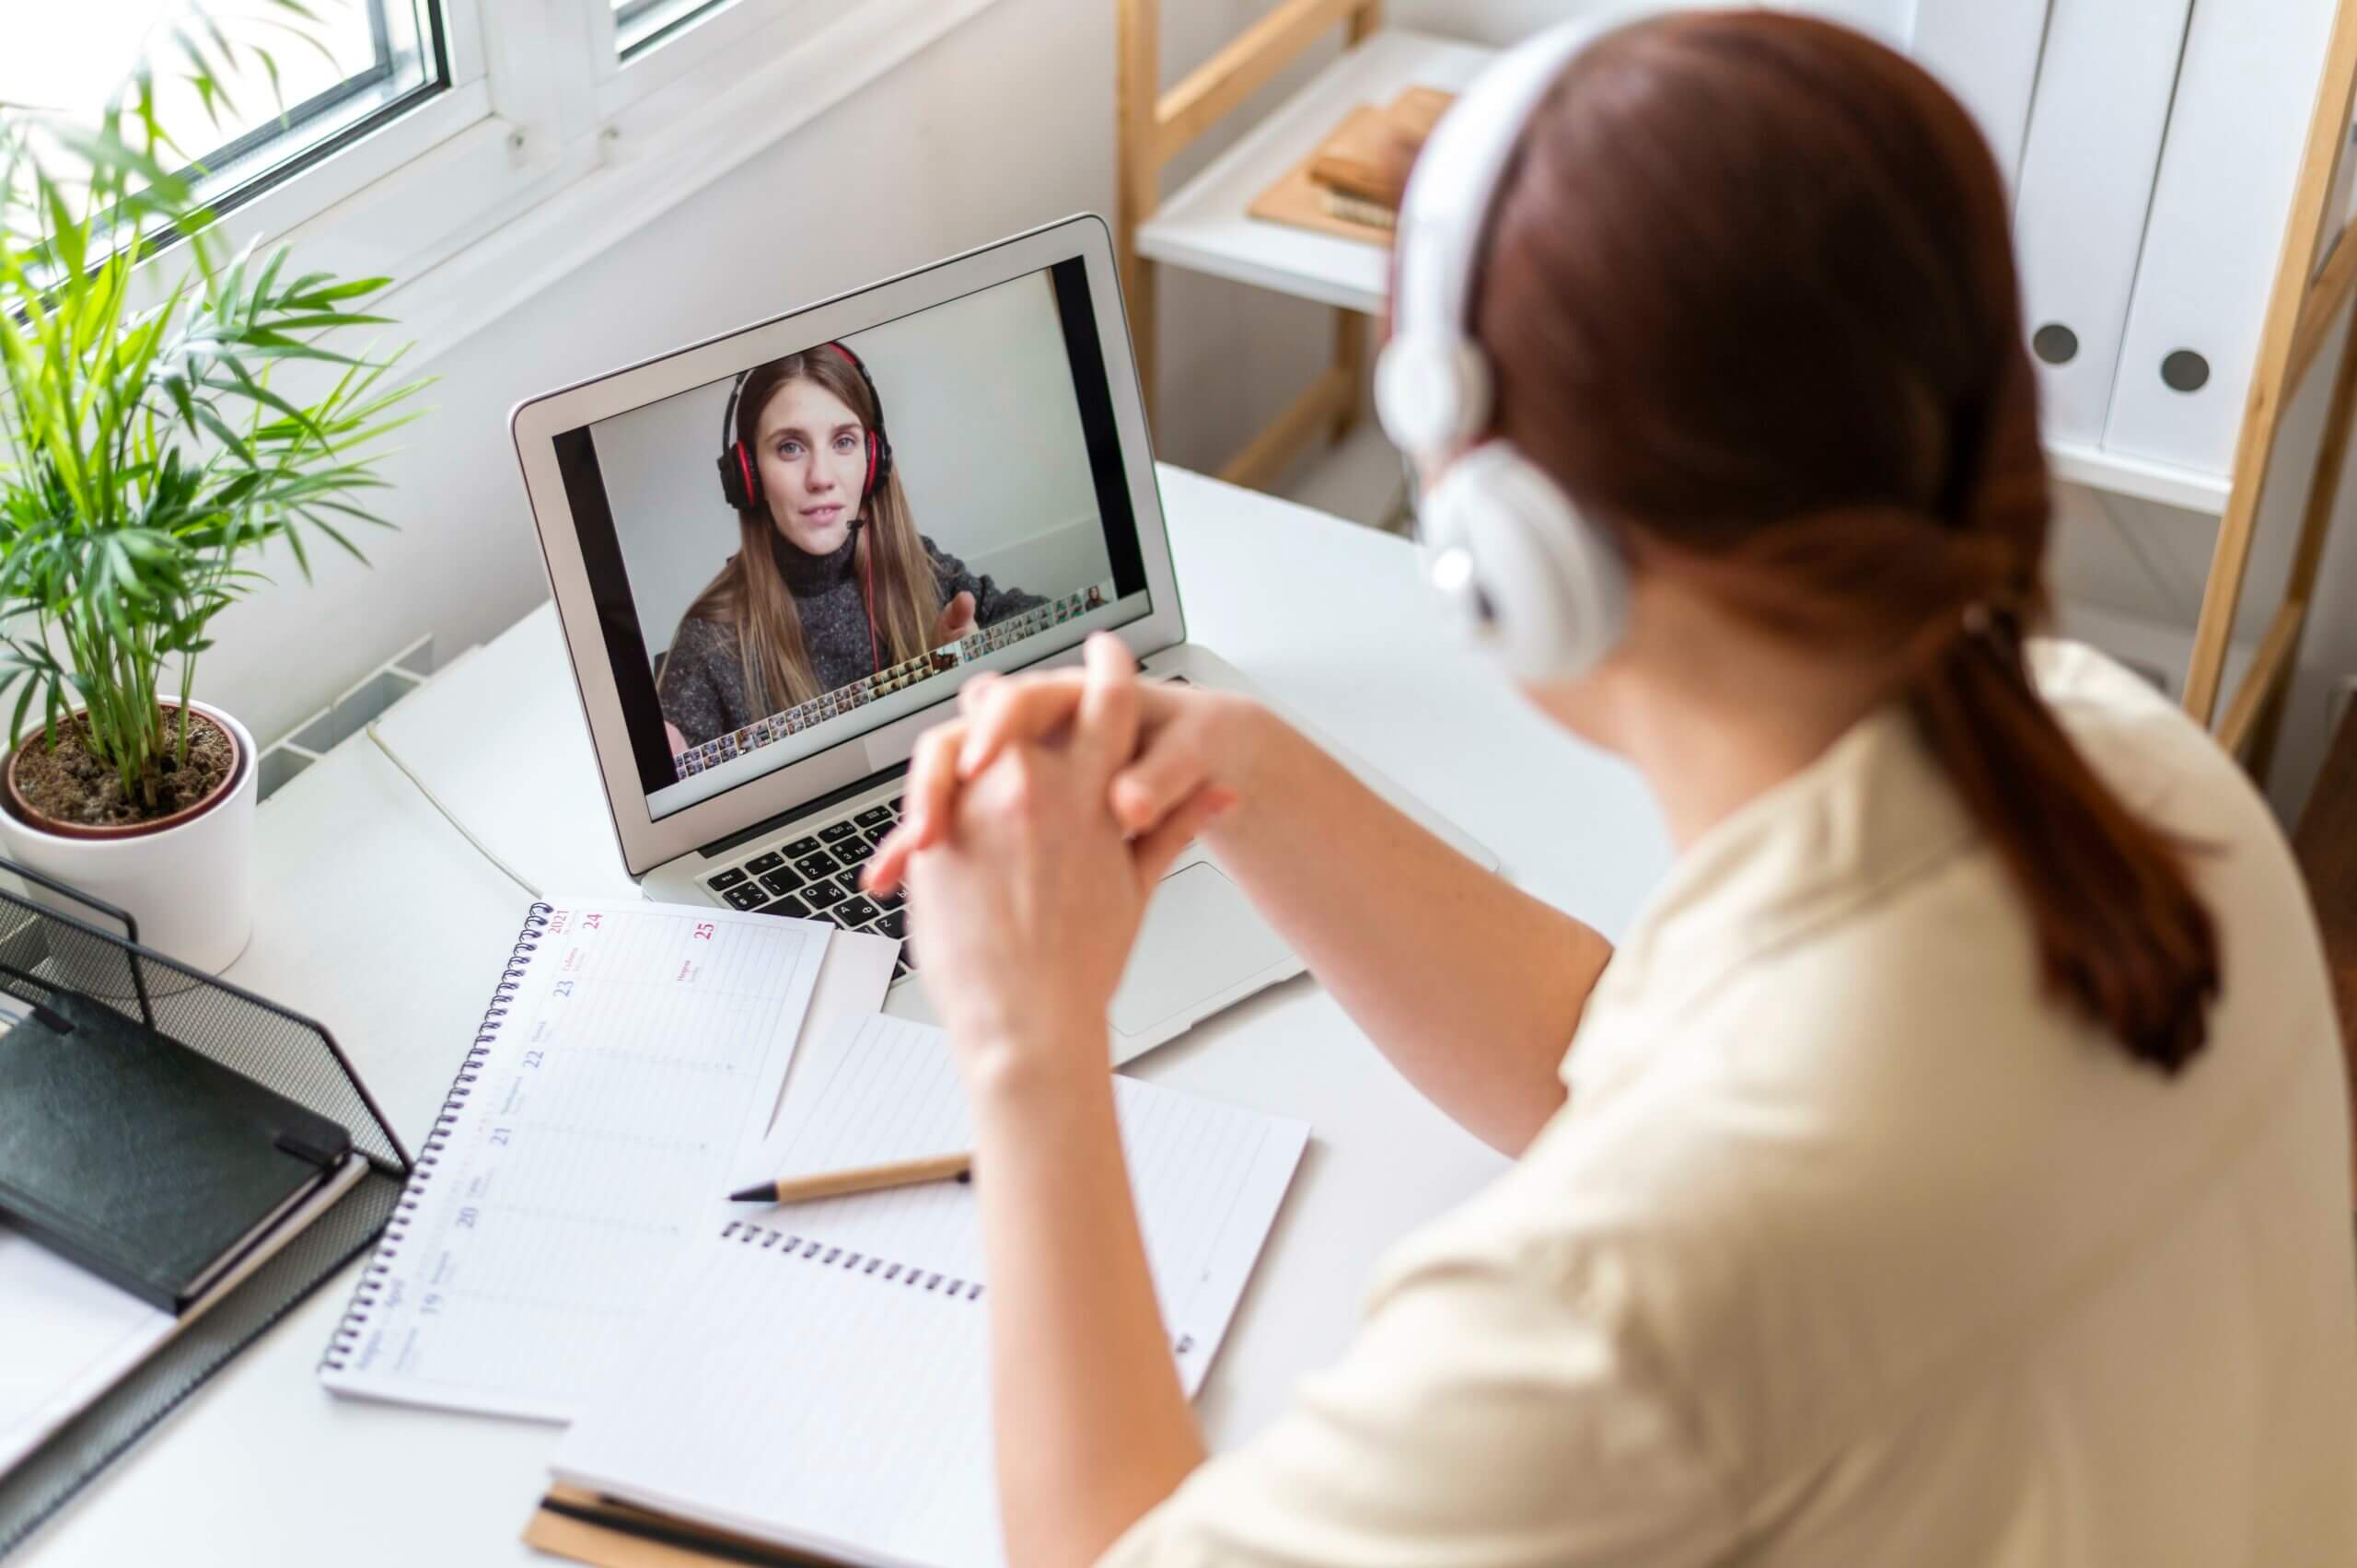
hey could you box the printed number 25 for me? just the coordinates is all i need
[692,923,715,941]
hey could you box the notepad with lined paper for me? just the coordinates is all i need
[549,1014,1308,1568]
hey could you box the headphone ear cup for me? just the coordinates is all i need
[717,443,761,511]
[1376,331,1494,458]
[1421,443,1628,682]
[865,432,880,502]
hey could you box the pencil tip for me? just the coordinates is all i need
[727,1184,771,1202]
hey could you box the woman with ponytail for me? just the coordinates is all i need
[864,14,2356,1565]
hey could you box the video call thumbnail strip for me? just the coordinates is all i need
[673,582,1114,778]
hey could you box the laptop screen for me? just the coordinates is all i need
[546,258,1154,823]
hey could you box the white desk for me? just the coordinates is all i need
[17,466,1671,1566]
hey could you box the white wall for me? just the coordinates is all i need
[590,269,1107,655]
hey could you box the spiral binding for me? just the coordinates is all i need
[720,1219,986,1301]
[319,901,554,1373]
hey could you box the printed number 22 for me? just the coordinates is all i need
[552,980,574,998]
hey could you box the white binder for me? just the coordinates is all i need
[2104,0,2341,473]
[2010,0,2191,447]
[1909,0,2053,192]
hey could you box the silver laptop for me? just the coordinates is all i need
[510,215,1492,1065]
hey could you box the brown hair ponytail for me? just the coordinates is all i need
[1477,11,2219,1070]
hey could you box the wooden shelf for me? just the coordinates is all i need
[1137,29,1493,315]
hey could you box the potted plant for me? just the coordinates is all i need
[0,16,418,972]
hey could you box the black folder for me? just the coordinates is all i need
[0,990,352,1313]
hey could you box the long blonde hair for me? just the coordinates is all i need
[668,349,941,714]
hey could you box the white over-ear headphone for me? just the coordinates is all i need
[1376,15,1632,683]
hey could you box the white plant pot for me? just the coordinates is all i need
[0,698,257,977]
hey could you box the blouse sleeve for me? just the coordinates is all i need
[1096,1237,1744,1568]
[923,536,1046,627]
[657,618,733,749]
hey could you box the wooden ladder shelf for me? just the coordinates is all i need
[1117,0,1384,491]
[2172,0,2357,767]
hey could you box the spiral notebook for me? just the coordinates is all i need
[545,1015,1308,1568]
[317,898,835,1420]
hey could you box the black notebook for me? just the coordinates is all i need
[0,991,352,1313]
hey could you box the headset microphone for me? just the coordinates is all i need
[1374,13,1634,684]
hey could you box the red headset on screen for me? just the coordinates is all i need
[715,343,896,675]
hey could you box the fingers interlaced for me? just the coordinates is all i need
[1072,634,1141,785]
[865,724,965,893]
[958,669,1088,779]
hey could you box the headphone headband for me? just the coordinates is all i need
[1381,14,1624,460]
[716,341,894,514]
[1376,13,1638,686]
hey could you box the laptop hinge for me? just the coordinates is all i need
[694,760,912,860]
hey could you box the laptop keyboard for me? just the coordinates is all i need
[704,796,916,979]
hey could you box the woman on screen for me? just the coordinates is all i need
[656,344,1043,749]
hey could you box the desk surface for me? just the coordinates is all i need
[17,466,1671,1566]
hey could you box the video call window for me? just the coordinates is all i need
[548,260,1150,820]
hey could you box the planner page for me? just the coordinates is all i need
[554,1016,1308,1567]
[319,899,830,1420]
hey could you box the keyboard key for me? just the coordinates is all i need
[833,897,880,927]
[761,895,813,920]
[869,886,904,912]
[746,851,786,874]
[819,821,859,842]
[794,851,838,879]
[722,884,770,912]
[853,805,894,828]
[831,837,874,866]
[827,902,868,929]
[706,867,749,890]
[802,877,846,910]
[760,867,805,897]
[862,823,892,845]
[889,796,903,812]
[782,836,822,858]
[875,910,907,939]
[892,958,911,980]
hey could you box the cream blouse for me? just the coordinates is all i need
[1101,641,2357,1566]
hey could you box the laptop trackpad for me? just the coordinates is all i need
[1110,863,1292,1038]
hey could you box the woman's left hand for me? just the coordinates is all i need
[902,634,1226,1082]
[931,592,978,646]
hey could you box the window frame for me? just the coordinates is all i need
[129,0,1010,368]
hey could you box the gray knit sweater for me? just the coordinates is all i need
[656,530,1044,746]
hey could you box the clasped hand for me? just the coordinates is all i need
[866,634,1246,1079]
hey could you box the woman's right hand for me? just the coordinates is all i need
[865,648,1273,897]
